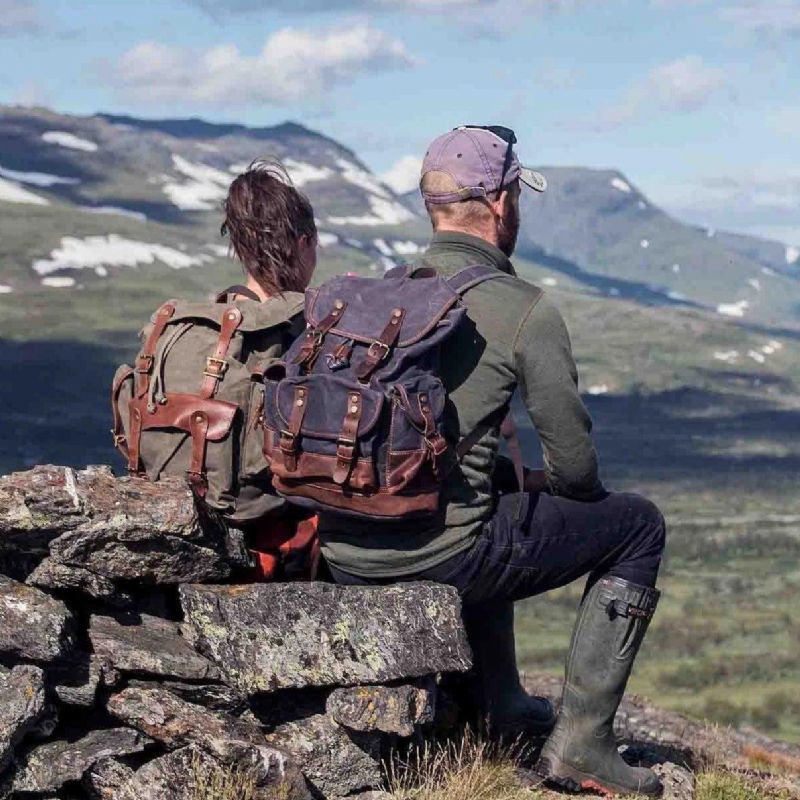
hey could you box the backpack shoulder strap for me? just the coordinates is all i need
[215,284,261,303]
[446,264,505,295]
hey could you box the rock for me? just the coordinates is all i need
[28,558,132,605]
[266,713,382,799]
[127,679,248,715]
[106,686,293,782]
[181,582,472,693]
[1,465,247,588]
[89,613,221,681]
[49,652,118,707]
[351,793,393,800]
[114,745,310,800]
[327,681,436,737]
[11,727,151,794]
[0,665,47,772]
[0,574,75,662]
[653,761,695,800]
[83,757,135,799]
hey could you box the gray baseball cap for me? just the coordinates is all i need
[421,125,546,205]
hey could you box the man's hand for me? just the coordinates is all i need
[523,469,549,493]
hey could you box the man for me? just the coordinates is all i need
[320,126,666,796]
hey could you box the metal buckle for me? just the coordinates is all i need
[204,356,228,379]
[134,353,154,373]
[110,430,127,447]
[367,341,390,361]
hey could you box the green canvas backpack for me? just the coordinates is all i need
[111,286,305,523]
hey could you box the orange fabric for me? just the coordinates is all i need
[242,513,320,582]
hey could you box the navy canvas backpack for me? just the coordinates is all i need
[261,265,504,519]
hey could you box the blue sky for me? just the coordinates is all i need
[1,0,798,244]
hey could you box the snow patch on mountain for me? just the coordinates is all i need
[336,158,390,198]
[79,205,147,222]
[391,240,422,255]
[717,299,749,318]
[714,350,738,363]
[32,234,203,276]
[787,245,799,265]
[747,349,766,364]
[317,232,339,247]
[284,158,333,187]
[164,155,230,211]
[373,238,393,256]
[328,195,414,227]
[610,177,632,193]
[0,177,49,205]
[41,131,98,152]
[747,278,761,291]
[640,239,649,249]
[0,285,12,294]
[542,276,558,286]
[0,164,79,187]
[41,276,76,288]
[587,384,609,395]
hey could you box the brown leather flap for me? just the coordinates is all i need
[129,393,238,441]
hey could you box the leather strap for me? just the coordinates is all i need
[293,301,346,370]
[127,403,144,474]
[135,302,176,399]
[187,410,210,497]
[418,392,449,478]
[279,385,308,472]
[332,391,362,485]
[215,284,261,302]
[355,307,405,381]
[198,307,243,399]
[111,366,134,459]
[446,264,506,295]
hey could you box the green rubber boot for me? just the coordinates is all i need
[537,576,662,796]
[464,601,556,738]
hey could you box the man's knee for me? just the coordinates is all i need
[620,493,667,554]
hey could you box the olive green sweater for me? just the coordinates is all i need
[319,231,603,577]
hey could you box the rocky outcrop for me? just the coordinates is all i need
[180,582,472,692]
[0,575,75,662]
[0,665,48,771]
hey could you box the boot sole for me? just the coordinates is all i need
[536,756,664,797]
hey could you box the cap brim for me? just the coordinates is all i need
[520,166,547,193]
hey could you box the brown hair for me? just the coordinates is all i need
[221,159,317,294]
[420,170,497,231]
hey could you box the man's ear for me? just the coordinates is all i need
[490,189,508,219]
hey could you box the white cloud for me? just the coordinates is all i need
[0,0,40,34]
[720,1,800,37]
[184,0,485,12]
[594,56,727,129]
[107,25,413,107]
[380,155,423,195]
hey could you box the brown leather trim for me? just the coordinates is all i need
[268,447,377,492]
[129,393,238,440]
[279,385,308,472]
[187,410,210,498]
[127,403,144,474]
[199,306,243,399]
[386,448,428,490]
[135,302,176,399]
[293,302,346,369]
[354,307,405,381]
[273,475,439,517]
[111,365,134,459]
[333,391,362,485]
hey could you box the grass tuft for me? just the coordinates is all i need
[696,771,794,800]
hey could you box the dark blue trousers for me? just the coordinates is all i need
[329,490,666,606]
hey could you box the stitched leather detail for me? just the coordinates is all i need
[135,302,176,399]
[199,307,243,399]
[333,391,363,485]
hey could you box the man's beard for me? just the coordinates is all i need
[497,203,520,257]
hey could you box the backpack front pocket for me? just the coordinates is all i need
[263,374,384,492]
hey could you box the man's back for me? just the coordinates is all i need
[318,230,601,578]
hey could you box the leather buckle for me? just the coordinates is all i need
[204,356,228,379]
[134,353,154,373]
[367,341,390,361]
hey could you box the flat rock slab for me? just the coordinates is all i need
[266,713,382,799]
[0,574,75,662]
[114,745,310,800]
[0,665,47,772]
[89,613,220,681]
[107,685,291,782]
[1,465,247,587]
[327,681,436,737]
[11,727,151,794]
[180,582,472,692]
[27,558,131,606]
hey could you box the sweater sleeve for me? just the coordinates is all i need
[512,292,604,499]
